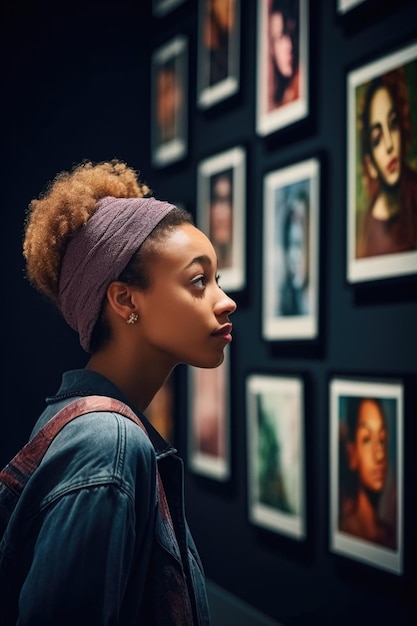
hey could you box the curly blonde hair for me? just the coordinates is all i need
[23,159,152,306]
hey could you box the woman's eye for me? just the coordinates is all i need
[192,275,205,288]
[371,128,381,148]
[216,273,221,286]
[389,111,399,131]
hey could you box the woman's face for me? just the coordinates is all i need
[285,206,307,289]
[210,175,233,245]
[367,86,402,187]
[156,67,182,140]
[212,0,235,32]
[269,12,294,78]
[349,399,388,493]
[134,223,237,369]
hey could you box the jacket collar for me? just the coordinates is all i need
[46,369,177,460]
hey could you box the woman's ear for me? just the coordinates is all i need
[364,153,378,180]
[106,281,137,321]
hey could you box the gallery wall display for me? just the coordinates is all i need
[246,373,306,540]
[329,376,404,575]
[262,156,320,341]
[187,346,231,481]
[346,41,417,284]
[151,35,188,169]
[197,0,241,109]
[197,146,246,292]
[256,0,309,137]
[145,0,417,620]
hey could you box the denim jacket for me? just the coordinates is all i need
[0,370,211,625]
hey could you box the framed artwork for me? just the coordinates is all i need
[197,0,240,109]
[151,35,188,169]
[187,346,231,480]
[329,376,404,575]
[336,0,366,14]
[262,157,320,341]
[197,146,246,292]
[346,42,417,283]
[246,373,306,540]
[152,0,186,18]
[256,0,309,137]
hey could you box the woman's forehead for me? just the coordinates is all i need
[153,223,217,268]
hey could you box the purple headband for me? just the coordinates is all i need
[59,195,175,352]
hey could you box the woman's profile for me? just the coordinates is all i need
[339,397,396,550]
[1,158,237,624]
[203,0,236,87]
[268,0,300,110]
[279,188,309,317]
[357,66,417,258]
[209,170,234,269]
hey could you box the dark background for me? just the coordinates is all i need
[1,0,417,624]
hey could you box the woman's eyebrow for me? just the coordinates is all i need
[185,254,212,270]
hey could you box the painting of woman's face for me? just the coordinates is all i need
[269,12,294,79]
[348,399,388,493]
[367,86,402,187]
[285,216,306,288]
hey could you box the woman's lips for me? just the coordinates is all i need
[212,324,233,342]
[387,158,399,174]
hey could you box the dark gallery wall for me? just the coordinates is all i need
[2,1,417,625]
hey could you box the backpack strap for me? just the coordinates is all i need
[0,395,153,538]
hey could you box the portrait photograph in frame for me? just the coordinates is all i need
[196,0,240,110]
[347,42,417,284]
[246,373,306,540]
[197,146,246,292]
[329,376,404,575]
[187,346,231,481]
[152,0,186,18]
[151,35,188,169]
[256,0,309,137]
[262,156,320,342]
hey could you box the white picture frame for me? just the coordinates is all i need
[151,35,188,169]
[262,157,320,341]
[152,0,186,18]
[337,0,366,14]
[197,146,246,292]
[329,376,404,575]
[346,42,417,283]
[197,0,241,109]
[246,373,306,540]
[256,0,309,137]
[187,347,231,481]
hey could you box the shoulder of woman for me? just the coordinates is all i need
[47,409,155,467]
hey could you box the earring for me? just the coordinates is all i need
[126,312,139,325]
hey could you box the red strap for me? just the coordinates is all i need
[0,396,146,492]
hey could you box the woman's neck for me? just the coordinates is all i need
[372,187,400,220]
[353,488,381,539]
[85,345,175,413]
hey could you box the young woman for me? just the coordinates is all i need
[279,188,309,317]
[339,397,396,550]
[268,0,300,109]
[1,159,237,625]
[357,67,417,258]
[203,0,236,87]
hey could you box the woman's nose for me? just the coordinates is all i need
[216,289,237,315]
[374,441,385,461]
[384,127,394,152]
